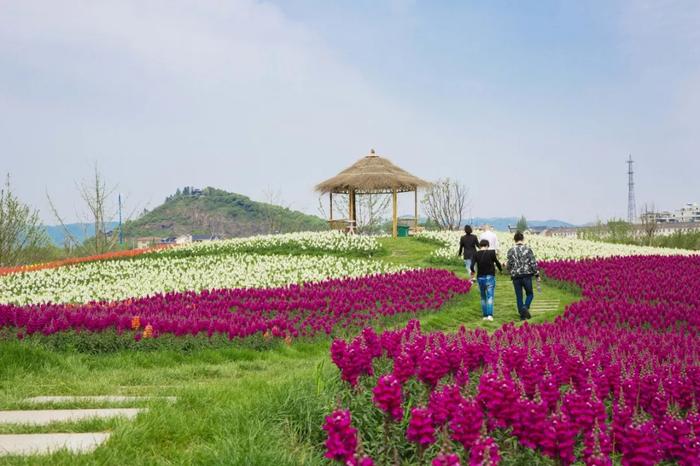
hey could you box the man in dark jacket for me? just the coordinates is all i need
[458,225,479,276]
[506,231,540,320]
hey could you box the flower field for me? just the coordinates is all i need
[1,269,469,341]
[323,254,700,465]
[0,245,166,276]
[416,230,698,263]
[6,229,698,465]
[150,231,383,258]
[0,253,402,305]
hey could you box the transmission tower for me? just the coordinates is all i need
[627,155,636,223]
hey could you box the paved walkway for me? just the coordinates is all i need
[0,394,176,456]
[0,408,144,425]
[0,433,110,456]
[25,396,176,404]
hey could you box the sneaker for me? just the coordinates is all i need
[487,316,494,321]
[482,317,488,320]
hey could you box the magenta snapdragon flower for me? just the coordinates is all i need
[406,407,435,446]
[323,409,358,463]
[432,452,461,466]
[372,374,404,421]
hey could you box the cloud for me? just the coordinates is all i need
[0,0,427,222]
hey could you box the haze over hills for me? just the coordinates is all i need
[43,222,119,247]
[466,217,576,231]
[42,210,576,246]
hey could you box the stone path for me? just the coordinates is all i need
[529,299,561,313]
[25,396,177,404]
[0,433,110,456]
[0,408,143,426]
[0,394,176,456]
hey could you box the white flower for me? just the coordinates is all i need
[0,252,405,305]
[415,230,698,263]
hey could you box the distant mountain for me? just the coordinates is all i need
[44,222,119,246]
[465,217,576,231]
[122,187,327,238]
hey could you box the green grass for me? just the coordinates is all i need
[0,238,580,465]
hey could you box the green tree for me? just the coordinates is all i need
[607,218,632,242]
[516,215,528,232]
[0,174,49,266]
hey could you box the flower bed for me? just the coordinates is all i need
[0,232,381,279]
[0,245,167,277]
[149,231,383,258]
[0,269,470,341]
[323,255,700,465]
[416,230,697,264]
[0,253,403,305]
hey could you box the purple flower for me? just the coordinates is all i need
[372,374,403,421]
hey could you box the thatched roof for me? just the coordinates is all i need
[315,149,431,194]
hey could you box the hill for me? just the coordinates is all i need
[467,217,575,231]
[122,187,327,239]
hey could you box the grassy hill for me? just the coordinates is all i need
[123,187,327,238]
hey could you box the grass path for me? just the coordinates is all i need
[0,238,579,465]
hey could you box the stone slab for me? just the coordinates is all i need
[0,409,143,426]
[0,432,110,456]
[24,396,176,404]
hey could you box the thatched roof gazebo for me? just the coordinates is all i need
[315,149,431,238]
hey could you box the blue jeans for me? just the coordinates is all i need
[464,259,473,275]
[512,275,534,319]
[477,275,495,317]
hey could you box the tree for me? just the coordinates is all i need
[421,178,468,230]
[516,215,528,232]
[354,193,390,234]
[0,174,49,266]
[607,218,632,242]
[262,188,288,234]
[640,204,658,245]
[317,192,390,234]
[48,164,129,255]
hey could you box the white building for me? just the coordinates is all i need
[640,202,700,224]
[677,203,700,223]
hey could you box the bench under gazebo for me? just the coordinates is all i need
[315,149,431,238]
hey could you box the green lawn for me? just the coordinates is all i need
[0,238,579,465]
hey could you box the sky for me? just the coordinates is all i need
[1,0,699,225]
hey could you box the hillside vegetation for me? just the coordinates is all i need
[123,187,327,238]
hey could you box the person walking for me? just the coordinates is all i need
[458,225,479,275]
[470,239,502,321]
[506,231,540,321]
[479,225,500,254]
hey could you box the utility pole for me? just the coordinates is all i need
[118,193,123,245]
[627,155,636,224]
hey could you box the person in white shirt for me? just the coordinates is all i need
[479,225,499,253]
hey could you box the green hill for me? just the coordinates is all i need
[123,187,327,238]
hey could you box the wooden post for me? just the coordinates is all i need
[414,189,418,229]
[348,189,355,224]
[392,188,398,238]
[348,189,356,233]
[329,192,333,220]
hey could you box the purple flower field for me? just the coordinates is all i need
[0,269,470,341]
[325,255,700,465]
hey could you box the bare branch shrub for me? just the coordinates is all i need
[421,178,468,230]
